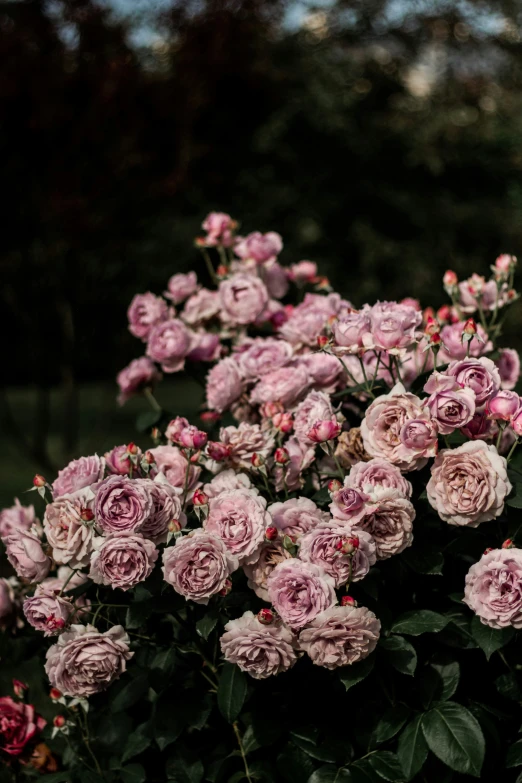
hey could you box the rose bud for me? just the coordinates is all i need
[33,474,46,488]
[436,304,452,323]
[216,265,228,277]
[328,479,343,493]
[257,608,274,625]
[317,335,330,349]
[496,254,517,273]
[12,680,27,698]
[424,316,440,337]
[423,306,435,323]
[512,408,522,437]
[430,332,442,346]
[151,427,161,441]
[443,270,458,288]
[260,401,284,419]
[507,288,518,302]
[486,390,520,421]
[219,578,232,597]
[207,441,231,461]
[180,426,208,451]
[265,526,278,541]
[307,420,342,443]
[192,489,209,507]
[53,716,66,729]
[251,452,265,469]
[502,539,515,549]
[80,508,94,523]
[272,412,293,434]
[274,447,290,465]
[144,450,155,465]
[200,411,221,423]
[127,442,138,455]
[462,318,477,336]
[340,596,357,607]
[315,276,331,291]
[49,688,62,701]
[168,519,182,534]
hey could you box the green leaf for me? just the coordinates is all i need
[196,612,219,640]
[333,381,383,398]
[291,730,349,764]
[137,409,162,433]
[507,739,522,767]
[402,546,444,575]
[391,610,449,636]
[121,764,147,783]
[126,599,154,630]
[242,725,261,755]
[307,767,353,783]
[471,616,515,660]
[507,482,522,509]
[166,750,204,783]
[373,705,410,745]
[496,672,522,700]
[338,653,375,691]
[155,700,184,751]
[111,674,149,712]
[38,775,73,783]
[431,661,460,702]
[218,663,248,722]
[397,715,428,781]
[421,702,485,777]
[122,721,154,763]
[368,751,405,782]
[278,743,315,783]
[380,636,417,676]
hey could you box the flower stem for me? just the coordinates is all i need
[144,387,162,413]
[233,722,253,783]
[201,248,219,285]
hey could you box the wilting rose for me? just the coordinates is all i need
[23,587,74,636]
[89,533,158,591]
[267,560,336,630]
[268,497,329,540]
[464,548,522,628]
[127,292,168,341]
[204,489,270,565]
[333,307,372,354]
[202,212,236,246]
[30,742,58,773]
[485,390,520,421]
[0,499,36,540]
[162,530,238,603]
[138,477,185,543]
[206,357,243,412]
[0,697,45,756]
[236,337,293,380]
[496,348,520,391]
[45,624,133,697]
[365,301,422,354]
[334,428,371,469]
[234,231,283,264]
[439,320,491,362]
[346,458,412,498]
[220,611,298,679]
[299,523,376,586]
[218,423,275,469]
[299,605,380,669]
[250,365,309,407]
[182,288,221,325]
[204,469,253,498]
[44,489,97,568]
[347,487,415,560]
[446,357,500,407]
[117,357,162,405]
[293,390,336,446]
[53,455,105,498]
[149,445,201,491]
[164,271,199,304]
[219,274,269,325]
[426,376,476,434]
[5,530,50,582]
[243,539,292,600]
[273,437,315,493]
[329,486,369,522]
[427,440,511,526]
[146,318,193,373]
[94,476,153,534]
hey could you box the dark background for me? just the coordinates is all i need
[2,0,522,506]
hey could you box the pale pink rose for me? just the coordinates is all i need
[127,292,168,341]
[346,458,412,498]
[464,548,522,628]
[496,348,520,390]
[307,419,342,443]
[89,533,158,590]
[329,487,368,522]
[146,318,193,373]
[220,611,298,679]
[5,530,51,582]
[299,605,380,669]
[365,301,422,354]
[250,365,310,407]
[461,411,497,441]
[439,320,492,362]
[162,530,238,603]
[138,477,185,543]
[45,624,132,697]
[94,476,153,534]
[268,497,329,540]
[446,357,501,407]
[104,445,135,476]
[218,423,275,469]
[44,489,97,568]
[0,499,36,540]
[273,437,315,493]
[206,357,243,412]
[202,212,236,247]
[164,416,189,444]
[297,353,344,394]
[234,231,283,264]
[42,568,90,613]
[278,293,350,348]
[53,455,105,498]
[235,338,293,380]
[299,523,376,586]
[182,289,221,325]
[400,418,439,454]
[204,489,270,564]
[293,390,336,446]
[260,261,289,299]
[332,307,372,354]
[361,383,437,470]
[117,357,162,405]
[486,390,520,421]
[219,274,269,325]
[149,445,201,491]
[427,441,511,526]
[495,253,516,273]
[0,697,46,756]
[243,540,292,601]
[426,377,476,434]
[187,331,221,362]
[346,487,415,560]
[267,559,336,630]
[164,271,199,304]
[23,587,74,636]
[458,276,507,314]
[204,470,252,499]
[288,260,317,284]
[513,409,522,437]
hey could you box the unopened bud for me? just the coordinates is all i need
[53,715,66,729]
[144,450,155,465]
[260,401,284,419]
[502,539,515,549]
[257,608,274,625]
[341,596,357,607]
[33,474,46,488]
[317,335,330,349]
[127,442,138,455]
[307,419,342,443]
[80,508,94,523]
[216,264,228,277]
[328,479,342,493]
[272,412,293,434]
[463,318,477,336]
[424,317,440,337]
[192,489,209,507]
[207,441,230,461]
[12,680,27,698]
[168,519,181,533]
[200,411,221,423]
[219,578,232,597]
[151,427,161,441]
[180,426,208,451]
[50,688,62,701]
[274,447,290,465]
[251,452,265,468]
[265,526,278,541]
[443,270,458,288]
[436,304,452,323]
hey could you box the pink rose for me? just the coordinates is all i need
[273,437,315,493]
[329,487,368,522]
[182,289,221,325]
[485,390,520,421]
[204,469,252,498]
[45,624,132,697]
[0,697,45,756]
[52,455,105,498]
[234,231,283,264]
[332,307,372,354]
[165,417,190,444]
[278,293,350,348]
[94,476,153,534]
[164,271,199,304]
[288,260,317,284]
[204,489,270,565]
[236,338,293,380]
[243,539,292,600]
[427,441,511,526]
[162,530,238,604]
[138,477,185,543]
[464,548,522,628]
[346,458,412,498]
[146,318,193,373]
[250,365,310,407]
[202,212,236,247]
[425,375,476,434]
[206,357,243,413]
[344,488,415,560]
[293,390,336,446]
[267,559,336,630]
[299,605,380,669]
[299,523,376,586]
[23,587,74,636]
[149,445,201,491]
[365,301,422,353]
[439,320,491,362]
[307,419,341,443]
[187,331,221,362]
[458,275,507,314]
[446,357,501,407]
[219,274,269,325]
[117,357,162,405]
[104,445,136,476]
[461,411,496,441]
[0,499,36,541]
[297,353,343,394]
[5,530,50,582]
[89,533,158,590]
[127,292,168,341]
[261,261,289,299]
[496,348,520,390]
[268,497,329,540]
[218,423,275,469]
[44,489,97,568]
[220,611,298,679]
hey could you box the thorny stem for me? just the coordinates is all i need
[233,722,254,783]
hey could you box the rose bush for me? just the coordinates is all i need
[1,215,522,782]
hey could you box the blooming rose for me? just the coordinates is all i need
[346,458,412,498]
[297,353,344,394]
[464,548,522,628]
[117,357,162,405]
[446,357,500,407]
[44,489,97,568]
[204,470,253,498]
[425,375,476,434]
[365,301,422,354]
[5,530,50,582]
[162,530,238,603]
[288,260,317,284]
[52,455,105,498]
[164,271,199,304]
[496,348,520,390]
[250,365,309,407]
[146,318,193,373]
[299,523,376,586]
[138,477,185,543]
[268,497,329,540]
[23,587,74,636]
[234,231,283,264]
[149,445,201,491]
[218,423,275,469]
[458,275,507,314]
[0,697,45,756]
[182,288,221,325]
[243,539,292,600]
[486,390,520,421]
[361,383,437,471]
[439,320,491,362]
[186,331,221,362]
[273,437,315,493]
[427,441,511,526]
[204,489,271,564]
[45,624,132,697]
[333,307,372,354]
[329,487,368,522]
[267,560,336,630]
[461,412,496,441]
[202,212,236,246]
[89,533,158,590]
[261,261,289,299]
[206,357,243,412]
[343,487,415,560]
[299,605,380,669]
[0,499,36,540]
[293,390,337,446]
[220,612,298,679]
[236,338,293,380]
[104,444,137,476]
[94,476,153,534]
[127,292,168,341]
[219,274,269,325]
[279,293,349,348]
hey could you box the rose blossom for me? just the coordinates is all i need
[186,331,221,362]
[234,231,283,264]
[267,560,336,630]
[162,530,238,603]
[204,469,253,498]
[204,488,271,564]
[182,288,221,325]
[279,293,349,348]
[365,301,422,354]
[458,275,507,314]
[164,271,199,304]
[94,476,153,534]
[243,539,292,600]
[127,292,168,341]
[439,320,491,362]
[333,307,371,354]
[220,611,298,679]
[299,523,376,586]
[461,411,496,441]
[293,390,337,446]
[44,489,97,568]
[346,458,412,498]
[219,274,269,325]
[202,212,236,246]
[485,390,520,421]
[446,357,501,407]
[0,499,36,540]
[427,440,511,526]
[268,497,329,540]
[218,423,275,469]
[206,357,243,412]
[250,365,310,407]
[297,353,344,393]
[52,454,105,497]
[425,376,476,434]
[89,533,158,591]
[104,444,138,476]
[117,357,162,405]
[299,605,380,669]
[146,318,193,373]
[329,486,368,522]
[288,260,317,284]
[149,445,201,491]
[496,348,520,390]
[273,437,315,493]
[361,383,437,470]
[5,530,50,582]
[261,261,289,299]
[165,416,190,444]
[23,587,74,636]
[0,697,45,756]
[307,419,341,443]
[464,548,522,628]
[139,477,185,543]
[42,568,90,612]
[345,487,415,560]
[236,338,293,380]
[45,624,132,697]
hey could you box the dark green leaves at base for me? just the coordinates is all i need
[390,610,449,636]
[397,714,428,781]
[217,663,247,722]
[421,702,485,778]
[379,636,417,676]
[471,616,515,660]
[338,653,375,691]
[507,739,522,768]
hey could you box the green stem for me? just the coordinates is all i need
[507,438,520,463]
[144,387,162,413]
[233,722,254,783]
[496,423,506,452]
[201,248,219,285]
